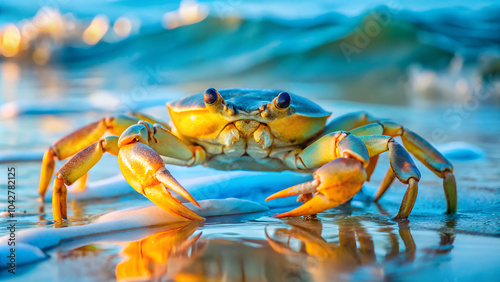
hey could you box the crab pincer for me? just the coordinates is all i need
[266,158,367,218]
[117,125,204,221]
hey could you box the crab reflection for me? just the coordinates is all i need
[265,217,455,278]
[115,224,306,281]
[265,218,380,273]
[115,221,204,281]
[115,217,456,281]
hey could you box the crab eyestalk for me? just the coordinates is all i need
[204,88,219,105]
[204,87,236,116]
[262,92,292,118]
[204,87,224,113]
[273,91,291,110]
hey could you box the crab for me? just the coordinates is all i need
[38,88,457,222]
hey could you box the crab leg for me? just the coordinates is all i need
[268,131,422,219]
[38,112,173,201]
[267,133,369,218]
[39,115,141,201]
[52,136,120,221]
[149,124,206,166]
[322,112,380,180]
[51,122,203,221]
[352,121,457,214]
[402,130,456,214]
[374,167,396,201]
[358,135,421,219]
[323,111,379,134]
[128,111,172,130]
[365,155,379,181]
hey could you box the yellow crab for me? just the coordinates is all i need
[38,88,457,222]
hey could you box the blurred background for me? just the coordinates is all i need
[1,0,499,149]
[1,0,499,281]
[1,0,500,107]
[1,0,499,167]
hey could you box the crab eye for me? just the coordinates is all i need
[276,92,291,109]
[204,88,218,105]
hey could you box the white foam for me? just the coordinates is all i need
[41,166,310,207]
[436,141,485,160]
[0,244,47,267]
[0,198,269,268]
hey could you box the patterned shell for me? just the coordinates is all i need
[168,88,331,118]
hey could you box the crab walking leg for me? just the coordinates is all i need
[39,115,141,201]
[128,112,172,130]
[365,155,379,181]
[40,112,169,200]
[267,132,369,218]
[72,172,88,193]
[402,130,456,214]
[321,112,382,179]
[52,122,204,221]
[359,135,421,219]
[352,121,457,214]
[374,167,396,202]
[323,111,379,135]
[52,177,67,220]
[52,136,120,221]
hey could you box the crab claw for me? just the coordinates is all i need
[266,158,366,218]
[118,142,203,221]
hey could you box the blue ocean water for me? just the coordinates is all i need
[0,0,499,105]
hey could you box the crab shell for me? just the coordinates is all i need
[167,89,332,148]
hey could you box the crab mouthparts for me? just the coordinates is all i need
[217,120,274,149]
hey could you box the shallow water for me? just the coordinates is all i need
[1,100,499,281]
[5,216,500,281]
[1,1,500,281]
